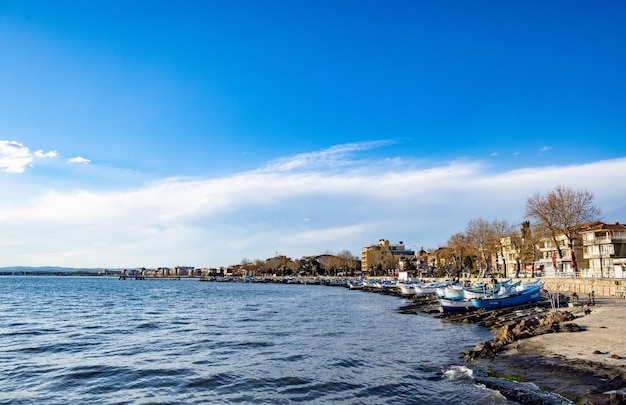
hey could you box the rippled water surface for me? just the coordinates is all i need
[1,276,537,404]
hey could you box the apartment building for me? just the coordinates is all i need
[533,234,582,277]
[579,222,626,278]
[499,221,626,278]
[360,239,415,274]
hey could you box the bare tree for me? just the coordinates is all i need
[525,185,601,257]
[492,219,514,277]
[381,252,399,276]
[518,220,545,277]
[465,218,496,277]
[447,232,470,277]
[336,250,359,276]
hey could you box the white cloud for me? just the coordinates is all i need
[0,140,32,173]
[540,146,551,152]
[34,150,59,158]
[68,156,91,164]
[0,140,61,173]
[1,147,625,268]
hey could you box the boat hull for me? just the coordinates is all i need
[438,298,474,312]
[414,282,447,297]
[470,286,541,309]
[443,285,465,300]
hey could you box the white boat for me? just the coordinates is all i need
[362,279,378,290]
[442,284,465,300]
[397,282,417,296]
[438,297,475,312]
[414,281,447,297]
[347,279,363,290]
[462,279,517,300]
[376,280,398,292]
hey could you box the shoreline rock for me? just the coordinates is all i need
[464,309,581,361]
[394,288,626,403]
[462,301,626,404]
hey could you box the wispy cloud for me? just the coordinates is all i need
[1,142,624,268]
[262,140,394,172]
[540,146,551,152]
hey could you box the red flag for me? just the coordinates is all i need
[571,249,578,272]
[552,251,557,270]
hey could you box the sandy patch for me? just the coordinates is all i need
[474,298,626,402]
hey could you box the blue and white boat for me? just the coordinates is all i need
[462,279,515,300]
[442,284,465,300]
[374,279,398,292]
[470,281,544,309]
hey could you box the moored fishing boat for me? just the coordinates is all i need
[462,279,516,299]
[397,282,417,296]
[347,279,364,290]
[470,281,544,309]
[362,279,380,290]
[442,284,465,300]
[377,280,398,292]
[438,297,475,312]
[414,281,447,297]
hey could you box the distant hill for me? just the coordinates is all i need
[0,266,104,274]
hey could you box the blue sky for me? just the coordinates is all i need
[1,1,625,268]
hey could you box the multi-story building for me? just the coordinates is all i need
[498,235,523,277]
[361,239,414,275]
[533,234,582,277]
[499,221,626,278]
[580,222,626,278]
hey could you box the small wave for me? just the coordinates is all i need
[277,354,309,362]
[332,358,366,369]
[443,365,474,380]
[236,340,275,349]
[136,322,161,329]
[185,372,241,390]
[18,342,85,355]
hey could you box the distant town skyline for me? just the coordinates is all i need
[1,1,625,268]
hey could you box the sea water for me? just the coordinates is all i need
[0,276,562,404]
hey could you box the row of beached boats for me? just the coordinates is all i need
[348,277,545,312]
[437,279,544,311]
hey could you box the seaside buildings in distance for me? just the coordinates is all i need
[2,221,625,280]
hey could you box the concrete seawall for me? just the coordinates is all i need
[513,277,626,298]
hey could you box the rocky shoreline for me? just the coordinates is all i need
[397,294,626,404]
[465,300,626,404]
